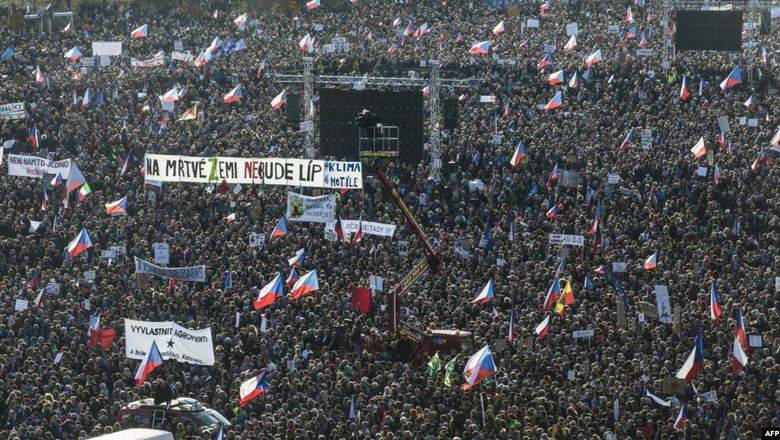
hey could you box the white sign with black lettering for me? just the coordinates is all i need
[398,241,409,256]
[572,329,594,338]
[548,234,584,246]
[14,299,28,312]
[369,275,384,292]
[153,243,170,265]
[249,233,264,248]
[612,262,627,273]
[654,285,672,323]
[124,319,214,365]
[641,129,652,150]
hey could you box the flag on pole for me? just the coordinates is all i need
[675,331,704,381]
[585,49,602,67]
[224,271,232,290]
[731,335,748,373]
[643,252,657,270]
[467,41,490,55]
[223,85,243,104]
[130,24,148,39]
[510,142,528,167]
[270,216,287,240]
[543,275,561,310]
[564,34,577,51]
[288,248,306,267]
[67,228,93,256]
[508,297,516,343]
[64,47,82,62]
[105,196,128,216]
[673,406,686,430]
[239,369,270,406]
[680,76,690,101]
[547,70,564,85]
[443,355,459,387]
[534,314,551,338]
[537,53,554,69]
[271,90,287,109]
[719,66,742,91]
[690,137,706,158]
[291,270,319,299]
[254,273,284,310]
[306,0,320,10]
[28,124,39,150]
[427,352,441,378]
[178,104,198,122]
[462,345,496,390]
[134,341,163,386]
[472,279,494,304]
[492,20,506,36]
[645,389,671,407]
[544,91,562,111]
[77,182,91,201]
[709,279,722,321]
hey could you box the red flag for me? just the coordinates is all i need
[351,287,372,313]
[88,328,116,350]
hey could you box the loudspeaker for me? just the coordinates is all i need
[442,98,458,130]
[675,10,743,52]
[286,93,301,123]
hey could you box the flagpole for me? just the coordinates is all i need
[480,392,486,430]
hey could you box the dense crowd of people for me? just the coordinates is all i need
[0,0,778,438]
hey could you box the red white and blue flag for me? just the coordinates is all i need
[334,217,345,241]
[471,279,494,304]
[735,307,748,352]
[34,66,45,84]
[690,137,706,159]
[534,314,551,338]
[537,53,554,69]
[546,163,559,189]
[270,216,287,240]
[709,279,722,321]
[28,124,39,151]
[306,0,320,10]
[105,196,128,216]
[352,217,364,243]
[547,70,564,85]
[64,47,82,62]
[508,298,516,344]
[462,345,496,390]
[644,252,657,270]
[468,41,490,55]
[510,142,527,167]
[543,275,561,310]
[291,270,319,299]
[223,85,243,104]
[130,24,148,39]
[288,248,306,267]
[544,91,562,111]
[271,90,287,110]
[239,369,270,406]
[492,20,506,36]
[719,66,742,91]
[67,228,93,256]
[254,273,284,310]
[564,35,577,51]
[618,129,635,153]
[286,267,299,289]
[673,406,686,430]
[675,331,704,382]
[732,335,748,373]
[585,49,602,68]
[134,341,163,386]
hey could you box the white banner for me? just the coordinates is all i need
[171,51,194,62]
[7,154,73,178]
[124,319,214,365]
[144,154,362,189]
[92,41,122,56]
[131,57,165,67]
[325,219,396,238]
[654,285,672,324]
[287,192,336,223]
[0,102,26,120]
[134,257,206,282]
[548,233,584,246]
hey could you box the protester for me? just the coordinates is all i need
[0,0,778,439]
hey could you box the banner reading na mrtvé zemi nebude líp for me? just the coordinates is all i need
[144,154,362,189]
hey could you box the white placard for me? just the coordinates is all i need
[607,173,620,184]
[747,118,758,127]
[314,24,323,31]
[369,275,384,292]
[636,49,654,57]
[748,335,762,347]
[0,102,26,120]
[54,352,63,364]
[607,25,620,34]
[131,57,165,68]
[101,249,115,259]
[153,243,170,265]
[567,370,576,380]
[144,154,363,189]
[398,241,409,256]
[325,219,396,238]
[7,155,73,178]
[249,233,264,247]
[14,299,28,311]
[543,44,556,53]
[479,95,496,103]
[286,192,336,223]
[84,299,91,310]
[110,245,126,256]
[612,262,627,273]
[124,319,214,365]
[548,234,584,246]
[775,276,779,292]
[696,166,708,177]
[572,329,594,338]
[641,129,652,150]
[637,313,645,323]
[527,18,540,29]
[173,40,183,51]
[739,117,747,126]
[84,270,96,282]
[698,390,717,402]
[566,22,579,36]
[654,285,672,323]
[171,51,193,62]
[91,41,122,56]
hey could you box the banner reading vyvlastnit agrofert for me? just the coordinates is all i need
[144,154,362,189]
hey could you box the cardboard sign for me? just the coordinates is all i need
[46,283,60,295]
[14,299,28,311]
[567,370,576,381]
[479,95,496,103]
[101,249,115,259]
[638,301,658,320]
[527,18,540,29]
[717,116,730,133]
[775,276,779,292]
[84,270,96,282]
[748,118,758,127]
[698,390,717,403]
[696,166,708,177]
[110,245,126,256]
[607,25,620,34]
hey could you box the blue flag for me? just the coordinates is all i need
[1,47,15,62]
[224,271,232,289]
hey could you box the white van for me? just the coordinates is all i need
[88,428,173,440]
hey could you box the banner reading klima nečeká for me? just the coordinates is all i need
[134,257,206,282]
[143,154,362,189]
[124,319,214,365]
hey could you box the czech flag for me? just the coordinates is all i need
[743,95,755,108]
[29,124,39,150]
[508,298,516,343]
[455,32,463,43]
[234,13,247,27]
[208,37,223,53]
[105,196,128,216]
[772,127,780,149]
[82,88,92,108]
[66,164,85,193]
[713,164,720,183]
[352,218,364,243]
[673,406,686,431]
[556,259,565,276]
[67,228,93,256]
[416,22,430,37]
[510,142,527,167]
[622,25,637,45]
[239,369,270,406]
[159,87,179,103]
[545,204,558,219]
[735,306,748,352]
[618,129,635,153]
[392,17,403,27]
[564,34,577,51]
[271,90,287,110]
[638,30,650,48]
[594,265,606,275]
[298,33,314,51]
[534,314,551,338]
[462,345,496,390]
[731,335,748,373]
[537,53,554,70]
[64,47,82,62]
[388,43,399,54]
[643,252,657,270]
[134,341,163,386]
[178,104,198,122]
[288,248,306,267]
[223,85,243,104]
[539,1,551,13]
[468,41,490,55]
[568,72,579,89]
[334,217,344,241]
[675,331,704,382]
[680,76,690,101]
[690,137,706,158]
[254,273,283,310]
[588,201,601,235]
[492,20,506,36]
[719,66,742,91]
[130,24,148,39]
[709,280,722,321]
[286,267,299,289]
[546,163,559,189]
[62,22,73,34]
[291,270,319,299]
[645,389,671,407]
[471,279,494,304]
[194,51,212,67]
[544,91,562,111]
[404,21,415,37]
[51,173,63,187]
[585,49,602,68]
[34,66,45,84]
[306,0,320,10]
[226,212,237,223]
[625,6,634,22]
[270,216,287,240]
[422,85,430,97]
[543,275,561,310]
[547,70,564,85]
